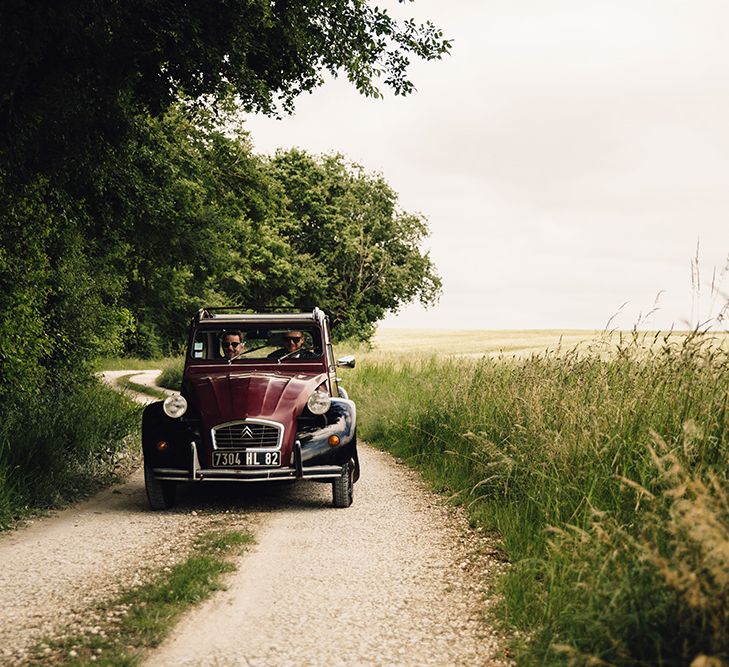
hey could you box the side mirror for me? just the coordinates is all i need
[336,355,356,368]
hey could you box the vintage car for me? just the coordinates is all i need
[142,307,358,509]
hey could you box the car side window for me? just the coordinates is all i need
[191,332,207,359]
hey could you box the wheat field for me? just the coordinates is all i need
[371,328,602,357]
[360,327,729,361]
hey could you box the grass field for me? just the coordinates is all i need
[370,328,605,357]
[344,327,729,666]
[0,380,140,528]
[366,327,729,359]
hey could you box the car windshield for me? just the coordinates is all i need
[190,326,323,362]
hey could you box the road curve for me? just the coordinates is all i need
[145,444,508,667]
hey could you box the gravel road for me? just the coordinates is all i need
[0,372,509,665]
[0,372,250,664]
[146,445,508,667]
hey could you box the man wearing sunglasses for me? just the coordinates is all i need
[221,331,245,360]
[267,330,317,360]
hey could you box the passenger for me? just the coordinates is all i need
[267,330,317,360]
[221,331,245,360]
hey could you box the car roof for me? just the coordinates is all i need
[194,308,327,327]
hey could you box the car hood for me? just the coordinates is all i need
[188,370,328,436]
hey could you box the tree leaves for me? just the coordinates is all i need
[0,2,447,410]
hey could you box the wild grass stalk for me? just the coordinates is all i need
[345,333,729,665]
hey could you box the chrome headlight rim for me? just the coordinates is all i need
[163,394,188,419]
[306,390,331,415]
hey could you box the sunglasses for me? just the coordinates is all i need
[222,341,241,348]
[284,336,302,342]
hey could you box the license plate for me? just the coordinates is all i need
[213,450,281,467]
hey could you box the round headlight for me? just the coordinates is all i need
[163,394,188,418]
[307,390,331,415]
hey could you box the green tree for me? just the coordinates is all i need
[98,122,441,347]
[1,1,450,353]
[266,149,441,340]
[1,1,450,180]
[0,2,447,517]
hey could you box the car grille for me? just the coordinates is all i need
[212,421,283,449]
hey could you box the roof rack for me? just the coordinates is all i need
[193,306,326,325]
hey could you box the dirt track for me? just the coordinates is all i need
[0,373,508,665]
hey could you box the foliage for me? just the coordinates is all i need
[1,0,450,181]
[346,332,729,665]
[266,150,441,339]
[0,380,140,528]
[0,0,450,369]
[0,173,129,405]
[93,111,442,349]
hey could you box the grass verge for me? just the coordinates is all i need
[345,331,729,666]
[156,357,184,391]
[0,379,141,530]
[115,373,170,400]
[31,527,254,666]
[94,357,178,372]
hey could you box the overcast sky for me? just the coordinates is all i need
[244,0,729,330]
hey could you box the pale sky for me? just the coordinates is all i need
[244,0,729,330]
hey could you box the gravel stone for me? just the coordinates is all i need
[0,466,254,665]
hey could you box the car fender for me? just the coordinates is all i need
[298,398,357,466]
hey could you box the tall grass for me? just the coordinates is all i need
[156,356,184,390]
[345,332,729,665]
[0,379,141,528]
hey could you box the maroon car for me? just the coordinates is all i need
[142,308,358,509]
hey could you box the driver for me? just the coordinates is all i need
[267,330,317,360]
[221,331,245,360]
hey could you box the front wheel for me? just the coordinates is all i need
[144,464,177,510]
[332,462,353,508]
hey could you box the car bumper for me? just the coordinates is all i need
[151,441,346,483]
[153,466,345,482]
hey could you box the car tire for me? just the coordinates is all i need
[351,429,361,483]
[144,463,177,510]
[332,461,353,508]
